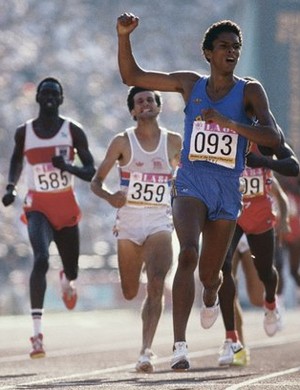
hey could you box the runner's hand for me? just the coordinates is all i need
[2,184,17,206]
[52,155,67,171]
[117,12,139,35]
[246,152,268,168]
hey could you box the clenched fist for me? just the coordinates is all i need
[117,12,139,35]
[2,184,17,207]
[52,155,67,171]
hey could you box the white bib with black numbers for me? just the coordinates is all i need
[189,120,238,169]
[33,162,73,192]
[241,167,265,198]
[127,172,170,207]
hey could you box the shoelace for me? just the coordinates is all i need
[32,337,43,350]
[265,309,279,322]
[220,341,232,355]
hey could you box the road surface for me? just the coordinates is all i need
[0,307,299,389]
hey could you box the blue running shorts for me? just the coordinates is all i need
[173,166,242,221]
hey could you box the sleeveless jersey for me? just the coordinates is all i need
[22,117,81,230]
[238,144,276,234]
[118,127,173,208]
[24,118,74,191]
[180,76,251,176]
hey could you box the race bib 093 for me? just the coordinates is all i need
[189,120,238,169]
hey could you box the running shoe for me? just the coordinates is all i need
[59,270,77,310]
[218,339,243,366]
[30,333,45,359]
[171,341,190,370]
[232,347,250,366]
[135,348,155,373]
[263,307,281,337]
[200,296,219,329]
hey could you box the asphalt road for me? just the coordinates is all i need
[0,307,299,389]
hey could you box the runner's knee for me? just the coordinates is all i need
[147,275,165,298]
[257,266,277,285]
[121,284,139,300]
[32,253,49,275]
[178,245,198,271]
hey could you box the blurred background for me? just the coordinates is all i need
[0,0,299,315]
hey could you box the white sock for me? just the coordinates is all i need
[31,308,44,336]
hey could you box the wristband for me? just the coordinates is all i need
[6,183,17,195]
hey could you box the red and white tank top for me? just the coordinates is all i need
[23,118,75,192]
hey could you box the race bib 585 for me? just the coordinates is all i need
[33,163,73,192]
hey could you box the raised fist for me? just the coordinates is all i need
[117,12,139,34]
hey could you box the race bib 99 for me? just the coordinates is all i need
[242,168,265,198]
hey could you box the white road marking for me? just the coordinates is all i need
[1,335,299,389]
[225,366,300,389]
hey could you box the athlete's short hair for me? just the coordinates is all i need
[36,77,64,95]
[202,20,243,62]
[127,86,162,113]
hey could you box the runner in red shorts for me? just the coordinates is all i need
[2,77,95,358]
